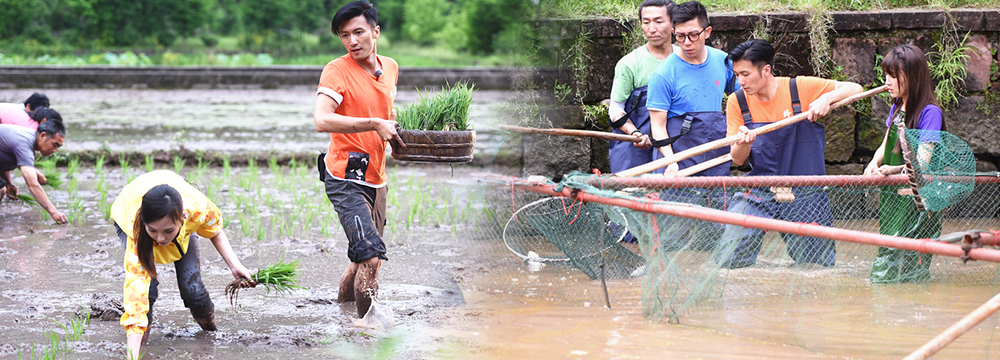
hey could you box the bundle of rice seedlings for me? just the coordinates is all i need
[396,82,474,131]
[225,259,305,307]
[33,158,62,189]
[16,194,38,206]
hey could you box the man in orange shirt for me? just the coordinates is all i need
[313,0,404,318]
[714,39,862,269]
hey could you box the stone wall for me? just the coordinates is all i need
[519,10,1000,179]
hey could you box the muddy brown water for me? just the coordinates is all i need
[1,88,999,359]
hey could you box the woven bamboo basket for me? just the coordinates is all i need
[390,129,476,163]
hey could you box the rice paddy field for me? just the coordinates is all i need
[2,87,1000,359]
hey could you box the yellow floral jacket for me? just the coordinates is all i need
[109,170,223,335]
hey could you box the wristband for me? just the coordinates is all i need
[630,129,643,136]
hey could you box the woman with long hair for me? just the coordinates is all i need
[110,170,253,356]
[865,44,945,283]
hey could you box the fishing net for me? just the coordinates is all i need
[466,129,1000,357]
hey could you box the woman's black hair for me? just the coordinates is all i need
[881,44,945,130]
[133,184,184,278]
[332,1,378,35]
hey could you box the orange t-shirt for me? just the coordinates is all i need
[317,54,398,187]
[725,76,836,136]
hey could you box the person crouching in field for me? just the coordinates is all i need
[111,170,253,357]
[0,120,67,223]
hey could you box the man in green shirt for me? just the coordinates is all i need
[608,0,679,173]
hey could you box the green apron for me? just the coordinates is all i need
[869,112,942,283]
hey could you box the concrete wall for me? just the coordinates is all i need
[519,9,1000,179]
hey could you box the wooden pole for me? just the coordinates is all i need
[498,124,642,143]
[615,85,888,177]
[675,154,733,177]
[904,291,1000,360]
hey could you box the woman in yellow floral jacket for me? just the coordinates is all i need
[110,170,253,357]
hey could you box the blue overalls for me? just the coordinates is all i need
[609,86,654,174]
[650,111,731,176]
[713,83,836,268]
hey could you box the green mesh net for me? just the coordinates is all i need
[901,128,976,212]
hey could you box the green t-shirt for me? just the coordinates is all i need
[610,43,680,102]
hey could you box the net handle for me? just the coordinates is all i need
[616,85,888,177]
[896,123,927,212]
[904,291,1000,360]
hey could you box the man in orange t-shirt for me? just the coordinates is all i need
[714,39,862,269]
[313,0,404,319]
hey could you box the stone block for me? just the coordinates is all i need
[771,33,813,77]
[856,96,893,154]
[768,13,809,33]
[820,106,856,163]
[591,138,610,173]
[983,10,1000,31]
[833,37,877,85]
[963,34,993,92]
[581,18,630,39]
[825,163,864,175]
[710,14,757,32]
[522,134,592,181]
[831,12,892,31]
[950,10,985,31]
[538,106,587,129]
[582,36,624,104]
[976,160,998,172]
[890,10,946,29]
[946,95,1000,157]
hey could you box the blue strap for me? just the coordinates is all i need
[790,77,801,115]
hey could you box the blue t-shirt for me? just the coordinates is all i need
[646,46,739,118]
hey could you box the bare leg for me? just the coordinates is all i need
[354,256,382,318]
[337,262,359,303]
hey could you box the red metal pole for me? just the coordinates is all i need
[506,180,1000,263]
[582,174,1000,189]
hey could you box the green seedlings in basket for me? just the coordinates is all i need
[395,82,474,131]
[225,259,305,307]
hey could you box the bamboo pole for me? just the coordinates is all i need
[904,291,1000,360]
[615,85,888,177]
[675,154,733,177]
[498,124,641,143]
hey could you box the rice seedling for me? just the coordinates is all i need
[225,259,305,307]
[66,156,80,178]
[395,82,475,131]
[144,154,155,172]
[33,158,62,189]
[119,154,131,178]
[16,194,38,206]
[222,155,232,179]
[173,155,186,174]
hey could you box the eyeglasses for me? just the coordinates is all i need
[674,28,706,43]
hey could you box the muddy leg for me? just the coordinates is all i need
[175,235,216,331]
[338,262,359,303]
[354,256,381,318]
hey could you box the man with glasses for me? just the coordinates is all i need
[640,1,736,252]
[0,120,68,223]
[646,0,736,177]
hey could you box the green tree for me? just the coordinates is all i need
[465,0,528,55]
[0,0,41,38]
[403,0,450,44]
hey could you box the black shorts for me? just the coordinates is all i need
[323,173,388,263]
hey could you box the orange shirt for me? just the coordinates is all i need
[317,54,398,187]
[725,76,836,136]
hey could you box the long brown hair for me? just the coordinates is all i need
[881,44,945,130]
[132,184,183,279]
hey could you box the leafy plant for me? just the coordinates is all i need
[395,82,475,131]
